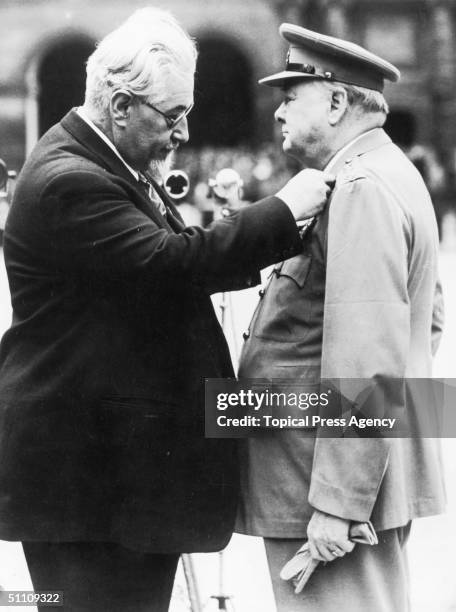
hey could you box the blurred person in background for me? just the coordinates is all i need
[0,8,332,612]
[237,24,445,612]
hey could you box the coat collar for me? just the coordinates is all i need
[326,127,391,176]
[75,106,140,181]
[60,109,185,232]
[61,109,136,187]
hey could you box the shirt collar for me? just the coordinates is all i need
[76,107,140,181]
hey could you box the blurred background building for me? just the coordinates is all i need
[1,3,456,610]
[1,0,456,231]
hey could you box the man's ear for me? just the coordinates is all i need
[111,90,133,127]
[328,86,349,126]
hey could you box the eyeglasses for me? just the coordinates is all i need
[140,99,194,129]
[113,89,194,130]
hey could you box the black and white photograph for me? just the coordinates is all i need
[0,1,455,610]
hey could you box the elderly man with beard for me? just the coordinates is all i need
[237,24,445,612]
[0,9,332,612]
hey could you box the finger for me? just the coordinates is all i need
[308,539,327,562]
[328,545,346,559]
[316,542,337,563]
[318,540,350,562]
[336,539,355,554]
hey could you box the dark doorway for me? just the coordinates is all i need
[38,34,96,136]
[188,35,254,146]
[383,109,417,148]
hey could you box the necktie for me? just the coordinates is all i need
[138,175,167,216]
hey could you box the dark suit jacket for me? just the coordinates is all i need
[0,109,302,552]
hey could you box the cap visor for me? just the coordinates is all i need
[258,71,319,87]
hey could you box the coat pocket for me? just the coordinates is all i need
[278,255,312,288]
[253,254,317,342]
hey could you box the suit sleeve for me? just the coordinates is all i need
[40,170,302,289]
[308,177,410,522]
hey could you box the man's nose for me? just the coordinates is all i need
[274,102,286,123]
[172,116,189,143]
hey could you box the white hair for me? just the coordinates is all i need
[85,8,197,117]
[319,80,389,116]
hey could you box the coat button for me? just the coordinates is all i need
[243,331,250,340]
[259,289,265,298]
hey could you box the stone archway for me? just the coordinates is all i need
[188,35,254,147]
[37,34,96,136]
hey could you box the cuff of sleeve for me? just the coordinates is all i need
[270,195,300,233]
[309,478,376,523]
[251,195,300,230]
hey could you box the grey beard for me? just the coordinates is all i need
[147,151,175,183]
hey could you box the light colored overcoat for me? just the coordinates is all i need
[237,128,445,536]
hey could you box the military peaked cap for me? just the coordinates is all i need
[260,23,400,92]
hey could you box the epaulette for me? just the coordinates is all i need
[337,156,367,185]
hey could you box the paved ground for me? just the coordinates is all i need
[0,244,455,611]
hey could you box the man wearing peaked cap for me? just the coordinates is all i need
[237,23,445,611]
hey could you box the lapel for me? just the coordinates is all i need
[60,109,177,232]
